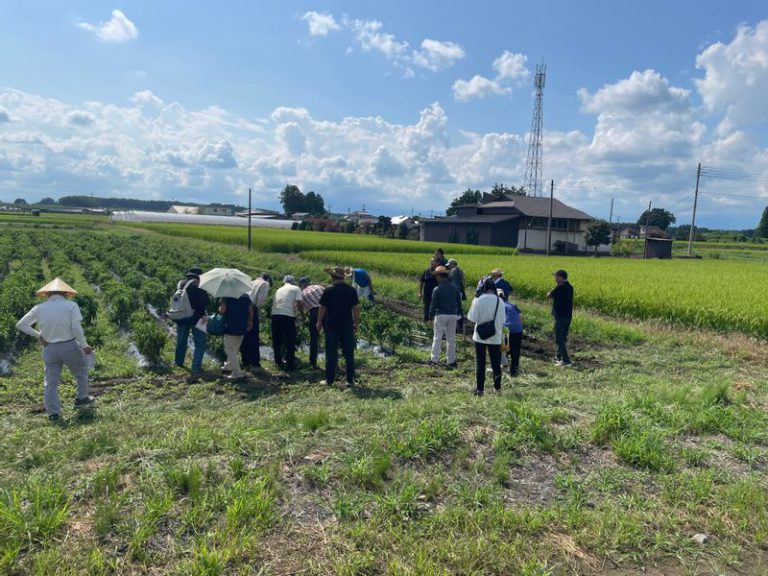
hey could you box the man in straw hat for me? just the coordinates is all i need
[16,278,93,422]
[317,266,360,387]
[474,268,513,300]
[427,265,462,368]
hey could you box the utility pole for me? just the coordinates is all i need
[546,179,554,256]
[643,200,651,259]
[687,163,701,257]
[609,198,614,224]
[247,188,252,252]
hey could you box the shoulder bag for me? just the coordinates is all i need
[475,296,500,340]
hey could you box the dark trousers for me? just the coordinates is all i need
[240,307,260,367]
[308,307,320,367]
[475,342,502,392]
[271,314,297,370]
[554,317,571,365]
[507,331,522,375]
[422,295,432,322]
[325,329,355,385]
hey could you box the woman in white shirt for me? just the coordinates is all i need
[16,278,93,422]
[466,278,506,396]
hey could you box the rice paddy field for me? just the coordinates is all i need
[2,214,768,575]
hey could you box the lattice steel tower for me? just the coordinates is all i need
[522,63,546,197]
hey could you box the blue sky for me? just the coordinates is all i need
[1,1,767,228]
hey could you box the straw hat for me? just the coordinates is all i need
[325,266,346,279]
[343,266,354,277]
[36,277,78,298]
[490,268,504,276]
[432,266,449,275]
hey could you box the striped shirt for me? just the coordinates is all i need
[302,284,325,310]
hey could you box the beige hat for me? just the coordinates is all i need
[343,266,354,277]
[432,266,449,275]
[37,277,78,298]
[325,266,347,279]
[490,268,503,276]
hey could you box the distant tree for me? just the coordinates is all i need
[374,216,392,237]
[304,191,326,215]
[39,197,56,205]
[13,198,27,206]
[756,206,768,239]
[585,219,612,255]
[279,184,304,216]
[637,208,676,231]
[397,222,409,239]
[673,224,703,242]
[446,188,482,216]
[491,182,525,198]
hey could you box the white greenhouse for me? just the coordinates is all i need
[111,211,295,229]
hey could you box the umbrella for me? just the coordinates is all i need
[198,268,253,298]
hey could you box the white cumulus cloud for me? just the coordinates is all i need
[453,51,530,102]
[452,76,509,102]
[131,90,163,108]
[578,69,690,114]
[493,51,529,82]
[696,19,768,134]
[78,9,138,43]
[413,39,465,71]
[302,11,341,37]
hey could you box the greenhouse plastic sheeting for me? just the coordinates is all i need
[111,211,294,228]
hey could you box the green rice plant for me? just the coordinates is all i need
[301,249,768,339]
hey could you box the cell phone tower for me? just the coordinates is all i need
[522,63,546,197]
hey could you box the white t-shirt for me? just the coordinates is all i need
[467,293,506,345]
[271,284,303,317]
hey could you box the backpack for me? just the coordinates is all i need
[168,279,196,321]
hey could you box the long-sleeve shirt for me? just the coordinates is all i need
[16,295,89,347]
[429,281,462,318]
[301,284,325,311]
[449,267,465,294]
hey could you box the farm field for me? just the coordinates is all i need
[1,218,768,575]
[302,250,768,338]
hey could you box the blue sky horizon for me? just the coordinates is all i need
[1,1,767,228]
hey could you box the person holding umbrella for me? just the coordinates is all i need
[197,268,254,380]
[16,278,93,422]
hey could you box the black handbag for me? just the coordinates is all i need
[475,296,500,340]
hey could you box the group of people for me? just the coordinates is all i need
[15,249,574,422]
[173,265,363,388]
[421,247,574,396]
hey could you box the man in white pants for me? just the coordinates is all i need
[427,266,463,368]
[16,278,93,422]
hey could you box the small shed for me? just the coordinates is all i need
[644,238,673,259]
